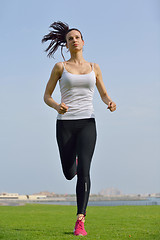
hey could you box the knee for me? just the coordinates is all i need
[62,163,77,180]
[63,171,75,180]
[65,175,74,181]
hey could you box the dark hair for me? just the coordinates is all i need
[42,21,83,60]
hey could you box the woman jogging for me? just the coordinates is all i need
[42,21,116,236]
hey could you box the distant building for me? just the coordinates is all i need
[99,187,123,196]
[0,193,47,200]
[32,191,55,197]
[0,193,19,199]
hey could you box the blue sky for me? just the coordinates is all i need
[0,0,160,195]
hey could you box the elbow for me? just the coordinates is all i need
[43,94,46,103]
[43,93,48,104]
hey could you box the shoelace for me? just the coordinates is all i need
[76,220,84,230]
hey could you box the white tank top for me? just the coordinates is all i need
[57,62,96,120]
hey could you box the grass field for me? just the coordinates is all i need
[0,204,159,240]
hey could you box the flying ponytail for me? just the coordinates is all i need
[42,21,83,60]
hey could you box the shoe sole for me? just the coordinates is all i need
[74,232,87,236]
[74,234,87,236]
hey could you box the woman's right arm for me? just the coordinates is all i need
[43,62,68,114]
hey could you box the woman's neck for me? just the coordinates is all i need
[69,51,85,64]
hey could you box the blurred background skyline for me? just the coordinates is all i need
[0,0,160,195]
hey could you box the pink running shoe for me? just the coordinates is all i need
[74,219,87,236]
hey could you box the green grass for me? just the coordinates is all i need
[0,204,159,239]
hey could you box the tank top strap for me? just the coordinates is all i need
[91,62,94,71]
[62,62,94,73]
[61,62,66,71]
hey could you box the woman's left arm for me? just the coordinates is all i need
[94,63,116,112]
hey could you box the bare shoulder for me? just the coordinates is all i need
[53,62,63,73]
[94,63,101,71]
[51,62,63,78]
[93,63,102,77]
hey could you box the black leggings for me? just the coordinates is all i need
[56,118,97,215]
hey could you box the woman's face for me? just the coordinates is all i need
[66,30,84,52]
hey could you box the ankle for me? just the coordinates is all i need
[77,214,85,222]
